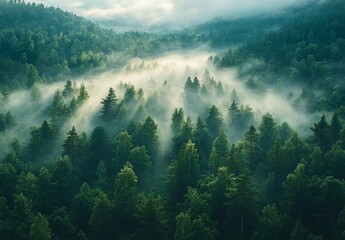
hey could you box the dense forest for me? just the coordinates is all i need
[1,0,345,239]
[214,0,345,113]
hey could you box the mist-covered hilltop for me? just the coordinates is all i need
[1,0,345,240]
[0,1,166,88]
[0,0,302,90]
[215,0,345,112]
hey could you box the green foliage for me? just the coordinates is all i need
[258,113,277,154]
[0,111,15,132]
[62,126,81,165]
[138,194,168,240]
[89,194,114,240]
[128,146,151,189]
[100,87,117,121]
[48,207,75,240]
[225,172,259,239]
[168,140,200,205]
[1,2,345,239]
[171,108,185,136]
[216,0,345,112]
[114,131,133,172]
[134,116,159,158]
[30,213,52,240]
[206,105,223,141]
[114,163,140,238]
[252,205,284,240]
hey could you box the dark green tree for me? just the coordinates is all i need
[282,163,308,220]
[27,64,41,87]
[113,162,139,238]
[134,116,159,158]
[330,112,342,144]
[226,144,241,174]
[171,108,185,136]
[244,125,259,170]
[70,183,98,234]
[137,194,168,240]
[311,114,332,157]
[128,146,151,190]
[89,194,114,240]
[77,83,89,104]
[212,128,229,163]
[251,204,284,240]
[167,140,200,205]
[100,87,117,121]
[31,83,41,102]
[62,79,73,97]
[174,212,192,240]
[206,105,223,142]
[114,131,133,173]
[85,126,111,182]
[49,90,66,125]
[258,113,277,154]
[48,207,75,240]
[95,161,109,192]
[173,116,193,155]
[52,156,76,208]
[209,166,231,224]
[15,172,39,210]
[62,126,81,166]
[225,172,259,240]
[30,213,52,240]
[40,120,54,161]
[12,193,34,240]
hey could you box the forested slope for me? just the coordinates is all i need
[0,0,293,90]
[1,0,345,240]
[215,0,345,112]
[0,1,163,88]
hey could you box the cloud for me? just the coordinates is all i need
[28,0,313,31]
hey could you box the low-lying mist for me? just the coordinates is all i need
[0,49,318,159]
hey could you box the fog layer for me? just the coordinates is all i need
[28,0,316,31]
[1,50,316,159]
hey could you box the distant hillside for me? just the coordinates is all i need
[0,1,162,88]
[214,0,345,112]
[216,0,345,85]
[0,0,330,91]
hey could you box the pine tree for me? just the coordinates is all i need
[62,79,73,97]
[100,87,117,121]
[62,127,81,166]
[206,105,223,142]
[167,140,200,204]
[138,194,168,240]
[114,163,139,238]
[244,125,259,170]
[258,113,277,154]
[331,112,342,144]
[171,108,185,136]
[311,114,331,157]
[77,83,89,104]
[114,131,133,172]
[30,213,52,240]
[134,116,158,158]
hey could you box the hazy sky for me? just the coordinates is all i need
[29,0,312,31]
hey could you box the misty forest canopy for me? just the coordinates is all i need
[215,0,345,112]
[0,0,299,90]
[1,0,345,240]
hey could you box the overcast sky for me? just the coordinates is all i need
[29,0,313,31]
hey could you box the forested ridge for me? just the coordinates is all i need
[215,0,345,112]
[0,0,292,90]
[1,0,345,239]
[0,0,165,88]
